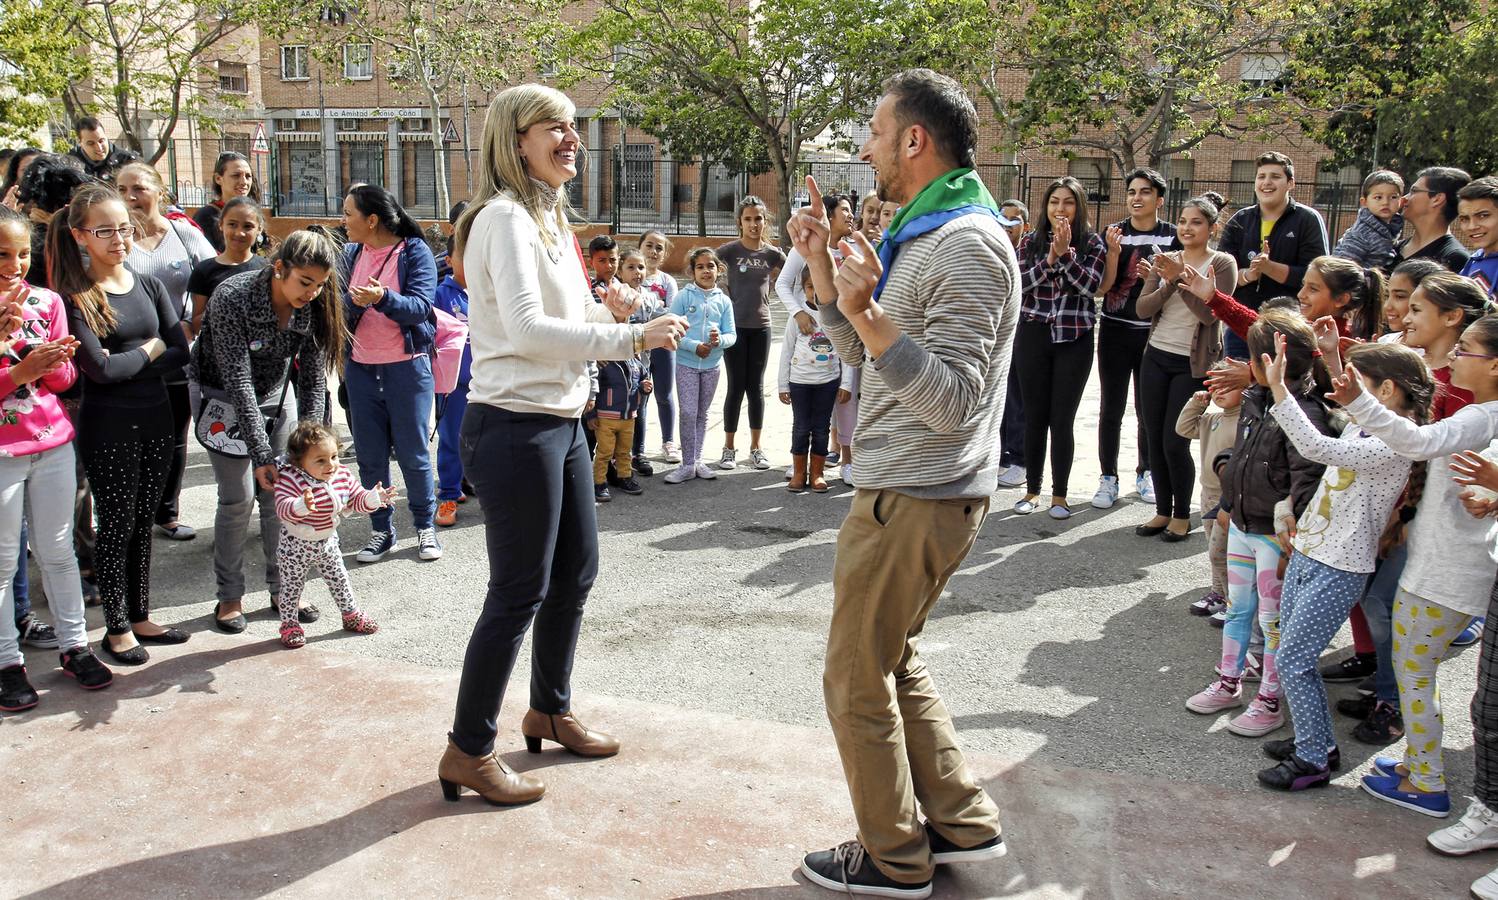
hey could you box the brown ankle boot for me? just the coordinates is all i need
[520,709,621,758]
[437,739,545,805]
[788,455,808,492]
[809,454,829,493]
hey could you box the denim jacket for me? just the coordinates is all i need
[341,239,438,356]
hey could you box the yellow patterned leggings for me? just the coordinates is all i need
[1393,589,1474,792]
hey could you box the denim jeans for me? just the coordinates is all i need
[1361,543,1408,705]
[12,521,27,625]
[449,404,598,756]
[0,444,87,667]
[435,381,469,501]
[345,356,436,533]
[195,381,297,603]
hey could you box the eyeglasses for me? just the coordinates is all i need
[82,225,135,240]
[1450,348,1498,360]
[1405,188,1439,198]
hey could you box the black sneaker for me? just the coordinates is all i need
[0,664,38,712]
[1258,755,1332,791]
[1319,653,1377,682]
[594,484,611,503]
[800,840,931,898]
[1336,693,1378,720]
[60,646,113,690]
[1262,737,1341,771]
[18,614,59,649]
[633,456,654,477]
[615,477,644,496]
[1353,701,1405,745]
[926,822,1006,864]
[355,530,396,564]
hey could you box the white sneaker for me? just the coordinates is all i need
[750,448,771,470]
[717,448,737,470]
[1137,471,1157,504]
[1430,800,1498,856]
[840,463,854,486]
[785,465,795,480]
[1091,475,1120,509]
[696,462,718,480]
[664,465,696,484]
[416,527,443,561]
[1474,869,1498,900]
[996,465,1027,488]
[662,442,682,464]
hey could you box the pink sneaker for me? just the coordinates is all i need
[1186,678,1242,714]
[1227,697,1285,736]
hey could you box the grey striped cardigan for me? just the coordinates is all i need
[819,212,1020,498]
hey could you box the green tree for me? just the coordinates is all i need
[268,0,556,214]
[0,0,89,144]
[974,0,1307,173]
[565,0,988,238]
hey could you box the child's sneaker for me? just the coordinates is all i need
[1090,475,1119,509]
[59,646,113,690]
[1360,772,1451,817]
[1429,799,1498,856]
[1190,591,1226,617]
[695,462,718,480]
[662,442,682,464]
[1353,701,1405,745]
[1257,755,1332,791]
[615,477,644,496]
[1455,617,1485,648]
[716,448,737,470]
[1216,653,1261,682]
[280,623,306,649]
[664,465,695,484]
[633,456,654,477]
[1227,697,1284,736]
[840,463,855,486]
[1186,678,1242,714]
[594,483,611,503]
[342,611,379,635]
[18,614,59,649]
[1209,608,1227,628]
[1137,471,1157,503]
[0,664,38,712]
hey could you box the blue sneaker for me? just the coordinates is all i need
[1455,618,1485,648]
[1361,772,1451,818]
[1372,756,1403,778]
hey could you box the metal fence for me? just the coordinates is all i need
[159,136,1366,240]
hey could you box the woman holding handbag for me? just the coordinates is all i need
[190,231,346,633]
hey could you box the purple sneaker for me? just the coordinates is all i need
[1191,591,1227,616]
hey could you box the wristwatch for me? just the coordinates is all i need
[631,324,645,355]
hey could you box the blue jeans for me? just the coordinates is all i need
[13,521,27,625]
[789,379,839,456]
[436,381,469,501]
[633,347,676,455]
[345,356,436,532]
[1361,543,1408,705]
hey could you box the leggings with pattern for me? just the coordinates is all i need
[276,529,360,627]
[675,364,721,471]
[1393,588,1473,791]
[1277,554,1370,768]
[1220,524,1284,699]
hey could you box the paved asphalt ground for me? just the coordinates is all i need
[4,341,1485,897]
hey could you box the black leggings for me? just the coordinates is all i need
[1097,319,1150,478]
[1138,345,1203,519]
[154,381,191,525]
[722,327,771,434]
[1014,321,1093,498]
[78,402,174,635]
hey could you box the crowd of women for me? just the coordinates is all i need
[5,95,1498,898]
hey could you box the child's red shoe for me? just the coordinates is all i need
[279,623,306,649]
[342,611,379,635]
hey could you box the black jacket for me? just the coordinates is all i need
[67,145,139,182]
[1219,198,1329,305]
[1214,384,1330,535]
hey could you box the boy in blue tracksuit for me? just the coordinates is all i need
[593,355,649,502]
[432,252,472,527]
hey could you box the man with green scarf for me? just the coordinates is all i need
[789,69,1019,898]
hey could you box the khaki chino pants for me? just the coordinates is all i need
[824,488,1002,883]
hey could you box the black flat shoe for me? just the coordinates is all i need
[214,602,247,634]
[102,636,149,666]
[1135,522,1168,537]
[1161,529,1192,542]
[134,628,191,645]
[270,598,321,623]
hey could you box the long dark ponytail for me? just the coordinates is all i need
[347,184,424,241]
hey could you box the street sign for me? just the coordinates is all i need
[442,119,459,143]
[251,123,269,154]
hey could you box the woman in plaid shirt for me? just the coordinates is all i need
[1013,176,1107,519]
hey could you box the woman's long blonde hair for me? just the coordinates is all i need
[453,84,578,254]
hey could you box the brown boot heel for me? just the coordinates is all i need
[436,739,545,805]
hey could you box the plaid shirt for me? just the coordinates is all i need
[1018,231,1106,343]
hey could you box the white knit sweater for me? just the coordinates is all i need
[462,188,633,417]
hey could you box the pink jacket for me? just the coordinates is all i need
[0,287,76,457]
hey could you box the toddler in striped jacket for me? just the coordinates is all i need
[273,423,397,648]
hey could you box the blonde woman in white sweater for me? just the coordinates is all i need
[436,84,685,808]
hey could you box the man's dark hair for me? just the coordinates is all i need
[1255,151,1295,182]
[587,234,617,255]
[1000,199,1029,222]
[1124,167,1167,196]
[882,69,977,170]
[74,116,103,136]
[1418,166,1474,224]
[1459,176,1498,205]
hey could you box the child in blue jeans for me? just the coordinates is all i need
[433,244,472,528]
